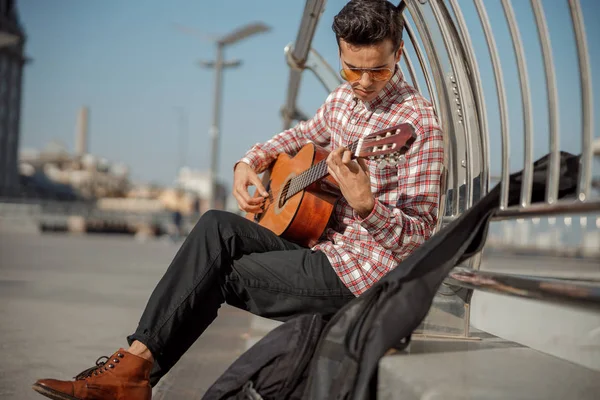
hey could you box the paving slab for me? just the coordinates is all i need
[378,334,600,400]
[0,231,254,400]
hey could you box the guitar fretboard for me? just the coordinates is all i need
[286,140,360,200]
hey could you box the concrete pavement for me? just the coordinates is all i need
[0,230,259,399]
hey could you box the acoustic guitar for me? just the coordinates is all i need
[246,123,416,247]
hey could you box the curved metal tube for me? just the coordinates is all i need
[501,0,534,208]
[447,0,490,200]
[473,0,511,210]
[402,51,421,94]
[568,0,594,201]
[281,0,327,130]
[447,267,600,311]
[493,199,600,219]
[429,0,474,212]
[530,0,560,205]
[302,46,342,93]
[405,5,460,216]
[404,21,439,115]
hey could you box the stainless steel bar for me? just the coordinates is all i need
[493,199,600,219]
[404,21,439,114]
[283,72,302,130]
[281,0,327,130]
[530,0,560,205]
[568,0,594,201]
[429,0,474,212]
[445,0,489,279]
[303,47,342,93]
[402,51,421,94]
[473,0,511,210]
[501,0,534,208]
[404,7,459,216]
[447,267,600,311]
[291,0,326,62]
[447,0,490,200]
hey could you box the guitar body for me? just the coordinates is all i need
[246,143,340,248]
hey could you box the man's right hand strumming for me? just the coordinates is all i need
[233,162,269,214]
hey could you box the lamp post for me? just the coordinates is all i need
[174,106,189,174]
[199,22,270,210]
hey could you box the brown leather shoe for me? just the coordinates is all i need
[32,348,152,400]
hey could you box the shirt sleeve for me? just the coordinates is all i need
[237,93,333,173]
[353,113,445,255]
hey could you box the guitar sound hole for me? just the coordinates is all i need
[279,180,292,208]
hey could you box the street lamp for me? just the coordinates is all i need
[199,22,271,210]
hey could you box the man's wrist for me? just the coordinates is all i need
[234,160,251,172]
[355,196,375,219]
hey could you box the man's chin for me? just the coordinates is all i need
[353,89,377,102]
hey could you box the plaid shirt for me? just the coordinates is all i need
[239,68,445,296]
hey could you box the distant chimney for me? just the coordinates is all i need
[76,106,89,156]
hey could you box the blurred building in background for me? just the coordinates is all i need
[0,0,26,197]
[174,167,227,213]
[19,107,131,200]
[9,103,231,236]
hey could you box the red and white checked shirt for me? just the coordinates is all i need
[239,67,445,296]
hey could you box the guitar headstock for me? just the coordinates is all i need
[355,123,416,167]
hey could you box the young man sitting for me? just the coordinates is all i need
[32,1,444,398]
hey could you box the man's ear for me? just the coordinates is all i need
[395,40,404,63]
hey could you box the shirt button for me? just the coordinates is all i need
[351,119,357,124]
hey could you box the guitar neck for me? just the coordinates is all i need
[287,140,360,198]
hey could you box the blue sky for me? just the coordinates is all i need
[16,0,599,188]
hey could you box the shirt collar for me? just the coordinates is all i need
[356,65,404,111]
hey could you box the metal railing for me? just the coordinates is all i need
[281,0,599,339]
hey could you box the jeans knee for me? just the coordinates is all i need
[194,209,221,232]
[193,209,239,237]
[199,209,223,225]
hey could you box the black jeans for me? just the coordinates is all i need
[127,210,355,386]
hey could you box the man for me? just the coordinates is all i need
[32,1,444,399]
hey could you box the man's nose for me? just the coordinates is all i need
[359,71,373,88]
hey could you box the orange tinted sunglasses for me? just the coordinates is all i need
[339,67,394,82]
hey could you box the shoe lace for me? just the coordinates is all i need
[74,356,109,380]
[74,353,124,380]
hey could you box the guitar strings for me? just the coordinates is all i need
[253,136,400,206]
[256,142,354,205]
[259,162,326,205]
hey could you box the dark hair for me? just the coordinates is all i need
[332,0,405,50]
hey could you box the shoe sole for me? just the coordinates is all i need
[31,383,81,400]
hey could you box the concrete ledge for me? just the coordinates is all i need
[474,253,600,371]
[378,335,600,400]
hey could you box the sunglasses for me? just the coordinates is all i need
[339,67,394,82]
